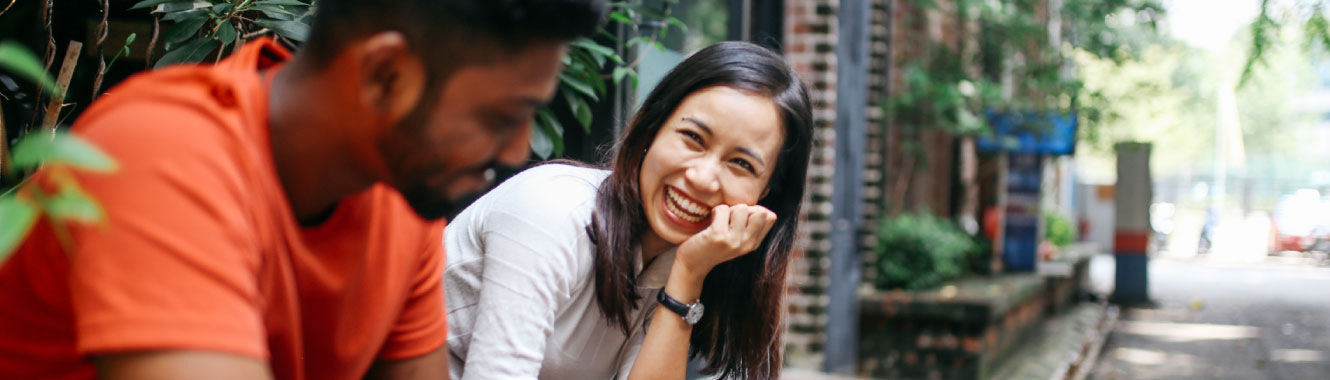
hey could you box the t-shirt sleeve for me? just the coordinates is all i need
[455,172,598,380]
[378,220,448,360]
[65,96,267,359]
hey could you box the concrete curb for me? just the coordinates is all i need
[1065,305,1119,380]
[989,302,1118,380]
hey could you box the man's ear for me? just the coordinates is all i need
[358,31,425,127]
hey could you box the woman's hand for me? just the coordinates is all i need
[627,204,777,380]
[674,204,777,278]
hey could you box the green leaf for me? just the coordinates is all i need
[155,38,220,68]
[530,109,553,159]
[575,47,605,69]
[129,0,183,10]
[0,41,59,95]
[255,19,309,42]
[609,11,635,28]
[0,196,38,260]
[248,5,298,19]
[254,0,307,5]
[597,29,622,45]
[215,21,237,45]
[571,39,622,64]
[612,66,631,87]
[10,133,118,172]
[558,73,598,102]
[164,17,208,44]
[156,0,208,14]
[626,36,652,48]
[564,91,592,132]
[666,17,688,33]
[162,9,209,22]
[210,2,234,15]
[533,108,564,158]
[588,71,606,95]
[43,188,104,223]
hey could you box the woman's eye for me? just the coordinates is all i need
[680,130,703,144]
[732,158,756,173]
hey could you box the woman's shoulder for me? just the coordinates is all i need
[471,162,609,223]
[505,162,610,192]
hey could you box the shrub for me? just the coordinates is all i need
[1044,211,1076,247]
[874,212,978,291]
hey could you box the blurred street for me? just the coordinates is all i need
[1088,213,1330,380]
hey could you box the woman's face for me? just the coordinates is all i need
[639,85,785,246]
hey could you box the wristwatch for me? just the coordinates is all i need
[656,288,704,325]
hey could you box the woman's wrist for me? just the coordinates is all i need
[664,259,707,302]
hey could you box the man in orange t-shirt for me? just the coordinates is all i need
[0,1,605,379]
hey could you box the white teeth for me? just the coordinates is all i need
[665,187,709,223]
[667,197,701,223]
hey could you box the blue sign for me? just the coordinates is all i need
[977,111,1078,155]
[1003,153,1042,272]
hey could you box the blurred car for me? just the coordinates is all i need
[1269,189,1330,254]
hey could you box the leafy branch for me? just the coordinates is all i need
[531,0,684,159]
[1239,0,1330,88]
[130,0,313,68]
[0,42,118,259]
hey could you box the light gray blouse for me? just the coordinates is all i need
[443,164,675,380]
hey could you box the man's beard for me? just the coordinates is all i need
[399,164,524,221]
[398,182,483,221]
[379,99,482,221]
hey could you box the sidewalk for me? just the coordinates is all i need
[990,303,1118,380]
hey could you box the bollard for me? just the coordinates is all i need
[1112,142,1152,304]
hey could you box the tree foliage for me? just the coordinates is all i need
[884,0,1165,154]
[1241,0,1330,87]
[133,0,680,159]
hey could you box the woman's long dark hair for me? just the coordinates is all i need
[587,41,813,379]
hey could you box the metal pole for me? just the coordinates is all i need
[824,0,870,374]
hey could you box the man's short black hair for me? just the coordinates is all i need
[302,0,607,70]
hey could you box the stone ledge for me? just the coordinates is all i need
[856,250,1098,379]
[860,274,1048,324]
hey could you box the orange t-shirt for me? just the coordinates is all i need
[0,38,446,380]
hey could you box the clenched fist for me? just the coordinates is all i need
[675,204,777,276]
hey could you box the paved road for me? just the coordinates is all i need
[1088,252,1330,380]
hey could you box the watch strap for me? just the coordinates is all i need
[656,288,691,318]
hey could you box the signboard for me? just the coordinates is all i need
[1003,153,1043,271]
[978,111,1078,156]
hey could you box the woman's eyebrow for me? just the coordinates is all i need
[682,116,713,136]
[682,116,767,166]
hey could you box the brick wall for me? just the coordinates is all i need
[783,0,838,370]
[883,0,959,219]
[783,0,973,370]
[860,0,890,288]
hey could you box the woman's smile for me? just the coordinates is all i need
[663,186,711,228]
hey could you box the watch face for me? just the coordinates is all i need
[685,303,704,325]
